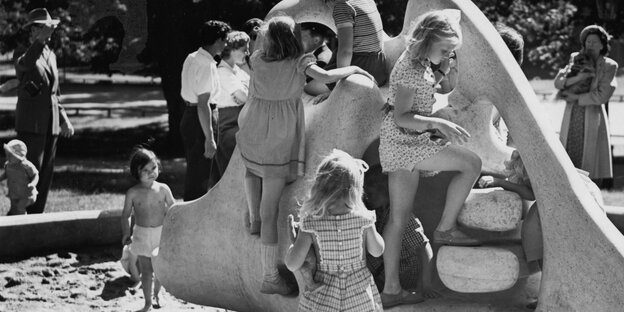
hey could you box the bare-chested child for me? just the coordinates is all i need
[121,147,175,312]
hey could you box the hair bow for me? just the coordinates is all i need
[442,9,461,25]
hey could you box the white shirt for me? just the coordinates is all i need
[180,48,221,104]
[214,60,250,108]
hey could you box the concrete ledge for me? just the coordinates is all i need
[0,209,122,260]
[437,245,525,293]
[458,189,523,231]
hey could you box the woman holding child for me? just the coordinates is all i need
[378,10,482,307]
[554,25,618,181]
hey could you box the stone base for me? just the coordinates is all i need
[437,245,526,293]
[458,188,523,231]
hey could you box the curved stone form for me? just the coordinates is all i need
[267,0,337,33]
[437,246,520,293]
[155,0,624,311]
[458,188,523,231]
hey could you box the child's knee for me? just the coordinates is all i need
[463,152,482,174]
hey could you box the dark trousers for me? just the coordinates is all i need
[17,131,58,214]
[211,106,242,184]
[179,105,218,201]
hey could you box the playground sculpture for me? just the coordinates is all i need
[155,0,624,311]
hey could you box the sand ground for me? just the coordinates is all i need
[0,246,233,312]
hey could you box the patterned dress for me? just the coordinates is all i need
[379,50,448,175]
[298,210,382,312]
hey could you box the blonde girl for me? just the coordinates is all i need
[235,16,374,295]
[378,9,482,307]
[286,149,384,312]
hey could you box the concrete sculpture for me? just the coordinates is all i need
[155,0,624,311]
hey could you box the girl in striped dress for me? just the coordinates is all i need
[286,149,384,312]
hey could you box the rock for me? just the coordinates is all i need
[41,268,54,277]
[4,275,24,288]
[41,278,50,285]
[437,245,520,293]
[46,259,64,267]
[78,268,89,275]
[70,289,86,299]
[458,189,523,231]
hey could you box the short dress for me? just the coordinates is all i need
[379,50,448,175]
[236,51,316,182]
[298,210,382,312]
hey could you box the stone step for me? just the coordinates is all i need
[458,188,525,231]
[437,245,535,293]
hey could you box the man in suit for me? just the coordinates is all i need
[14,8,74,214]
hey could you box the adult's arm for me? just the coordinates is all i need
[15,26,54,72]
[197,92,216,158]
[578,60,618,106]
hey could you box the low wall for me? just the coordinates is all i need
[0,209,122,260]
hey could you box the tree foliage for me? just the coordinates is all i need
[0,0,123,70]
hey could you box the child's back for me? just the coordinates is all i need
[298,207,382,312]
[248,51,315,101]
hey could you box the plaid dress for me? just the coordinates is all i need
[299,210,382,312]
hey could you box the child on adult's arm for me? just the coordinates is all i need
[121,147,175,312]
[0,140,38,215]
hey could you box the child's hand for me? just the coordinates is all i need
[435,119,470,144]
[287,214,298,243]
[204,139,217,158]
[478,176,494,188]
[121,234,131,246]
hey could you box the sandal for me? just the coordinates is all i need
[433,228,481,246]
[380,289,424,308]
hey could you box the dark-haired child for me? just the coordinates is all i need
[121,148,175,311]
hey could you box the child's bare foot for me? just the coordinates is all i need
[135,302,152,312]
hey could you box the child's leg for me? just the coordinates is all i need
[153,276,162,307]
[419,242,440,298]
[415,146,481,233]
[259,177,292,295]
[383,170,420,295]
[137,256,154,311]
[294,249,322,293]
[244,170,262,234]
[7,198,27,215]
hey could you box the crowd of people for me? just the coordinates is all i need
[0,4,619,312]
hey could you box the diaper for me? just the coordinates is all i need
[130,225,162,257]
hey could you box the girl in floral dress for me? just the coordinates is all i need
[378,10,483,307]
[236,16,373,295]
[285,149,384,312]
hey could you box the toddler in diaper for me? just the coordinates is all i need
[121,147,175,312]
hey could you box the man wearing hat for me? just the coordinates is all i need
[13,8,74,214]
[1,140,39,215]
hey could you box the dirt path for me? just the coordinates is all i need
[0,246,233,312]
